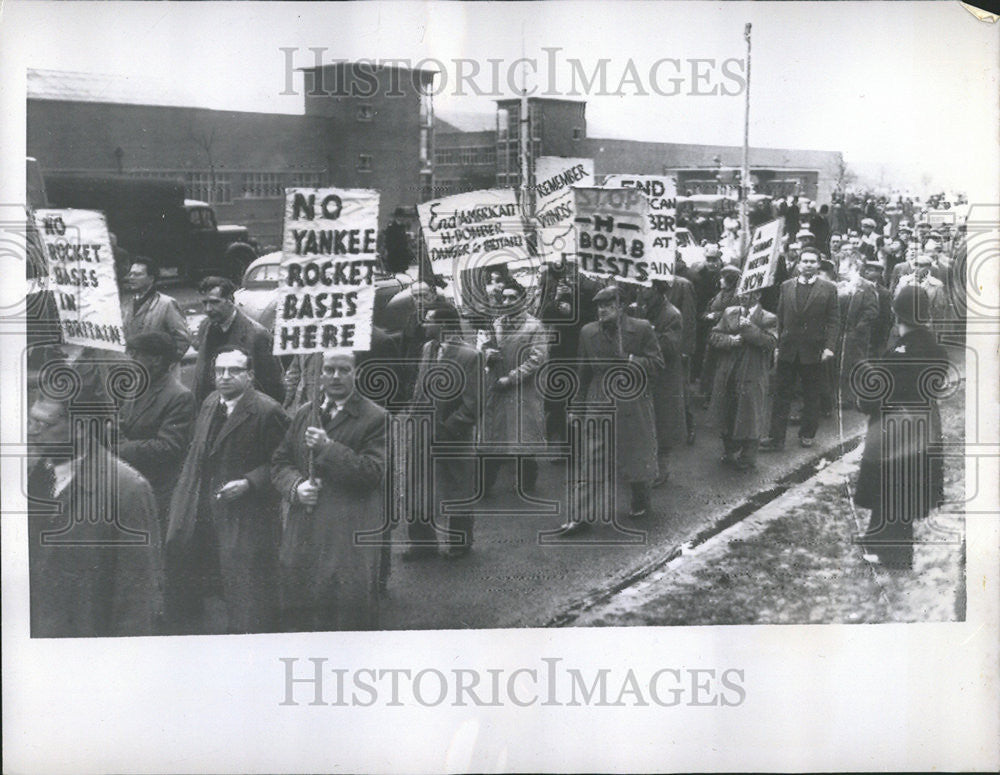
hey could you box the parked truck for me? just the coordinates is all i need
[41,167,257,281]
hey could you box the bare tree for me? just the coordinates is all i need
[835,157,856,191]
[187,117,218,204]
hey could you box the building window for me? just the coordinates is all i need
[572,127,583,140]
[243,172,284,198]
[185,171,232,204]
[358,154,372,172]
[291,171,325,188]
[357,104,374,121]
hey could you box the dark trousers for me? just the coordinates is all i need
[406,457,474,548]
[769,357,823,442]
[483,457,539,493]
[859,506,914,569]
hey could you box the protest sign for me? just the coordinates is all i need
[274,188,379,356]
[737,218,783,295]
[604,174,677,279]
[533,156,594,257]
[418,188,530,279]
[573,186,652,285]
[33,208,125,351]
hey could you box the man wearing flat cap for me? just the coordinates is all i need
[859,217,883,263]
[118,331,196,533]
[761,246,841,450]
[561,285,664,531]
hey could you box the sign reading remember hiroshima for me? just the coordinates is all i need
[33,208,125,352]
[737,218,783,295]
[604,174,677,279]
[418,188,530,279]
[533,156,594,257]
[573,186,652,285]
[274,188,379,356]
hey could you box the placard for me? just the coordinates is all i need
[737,218,783,294]
[33,208,125,351]
[533,156,594,257]
[573,186,652,285]
[274,188,379,355]
[604,174,677,279]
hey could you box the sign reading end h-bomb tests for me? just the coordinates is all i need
[34,208,125,351]
[737,218,783,295]
[275,188,379,355]
[573,187,652,285]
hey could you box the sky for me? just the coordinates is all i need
[2,0,998,197]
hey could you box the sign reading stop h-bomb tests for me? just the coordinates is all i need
[34,208,125,351]
[737,218,783,295]
[604,174,677,279]
[573,187,652,285]
[275,188,379,355]
[418,188,530,278]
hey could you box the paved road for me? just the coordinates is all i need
[160,280,869,630]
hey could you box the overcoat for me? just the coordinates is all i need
[576,315,664,482]
[835,279,879,403]
[29,451,164,638]
[854,327,948,520]
[271,390,387,630]
[482,313,548,449]
[192,309,285,405]
[707,305,778,440]
[637,290,687,450]
[117,372,195,527]
[166,387,289,632]
[122,290,192,361]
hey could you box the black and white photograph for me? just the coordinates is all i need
[3,1,998,772]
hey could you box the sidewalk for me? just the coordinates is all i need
[574,388,966,626]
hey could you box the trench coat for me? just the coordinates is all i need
[854,327,948,520]
[482,313,548,449]
[576,315,664,483]
[122,289,192,362]
[116,372,195,529]
[271,390,387,630]
[707,305,778,440]
[637,291,687,450]
[29,451,164,638]
[192,309,285,406]
[835,279,879,404]
[166,388,289,633]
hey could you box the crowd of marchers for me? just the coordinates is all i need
[25,195,964,637]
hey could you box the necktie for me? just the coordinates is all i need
[206,400,229,450]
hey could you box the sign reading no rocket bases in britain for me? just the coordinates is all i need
[274,188,379,355]
[34,208,125,352]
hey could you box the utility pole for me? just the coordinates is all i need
[740,22,752,258]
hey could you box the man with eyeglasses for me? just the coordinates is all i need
[192,276,285,406]
[166,346,289,634]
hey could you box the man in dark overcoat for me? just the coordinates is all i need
[636,282,686,486]
[761,247,841,450]
[192,276,285,405]
[271,351,388,630]
[854,286,949,569]
[560,285,664,532]
[402,306,482,559]
[166,346,289,634]
[117,331,196,532]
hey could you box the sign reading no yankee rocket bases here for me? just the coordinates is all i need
[418,189,530,278]
[573,187,652,285]
[34,208,125,351]
[274,188,378,355]
[737,218,783,295]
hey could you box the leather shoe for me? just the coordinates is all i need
[443,544,471,559]
[799,436,814,448]
[734,457,757,471]
[627,508,647,519]
[719,452,738,465]
[686,428,696,445]
[557,520,590,535]
[401,545,437,562]
[759,438,785,452]
[652,471,670,488]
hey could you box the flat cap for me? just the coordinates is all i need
[592,285,621,304]
[127,331,179,362]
